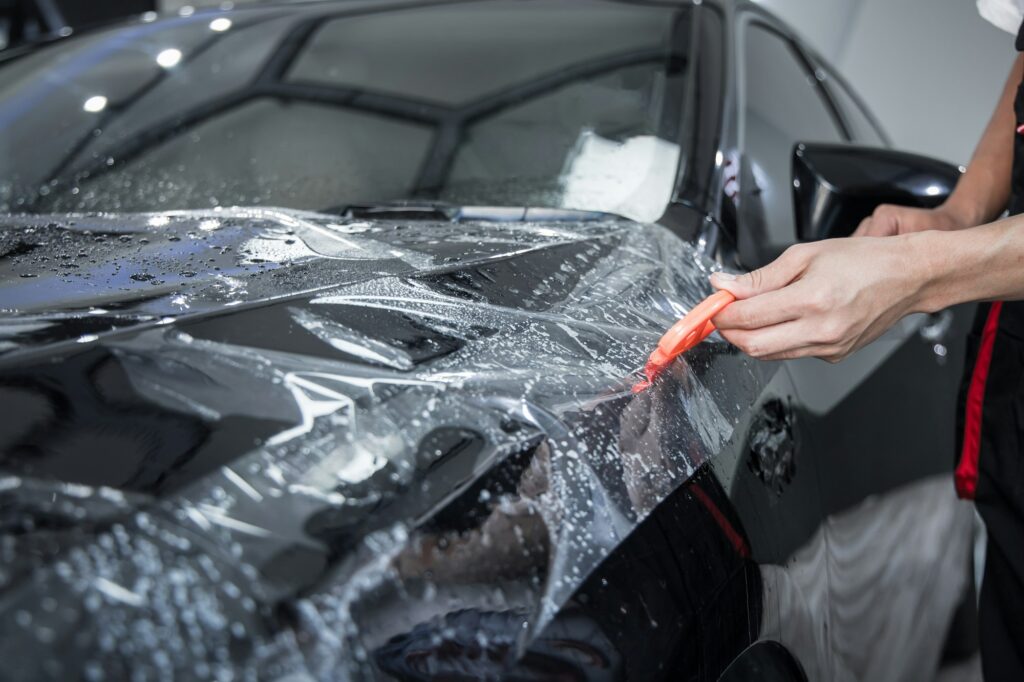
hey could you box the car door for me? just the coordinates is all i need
[736,12,975,681]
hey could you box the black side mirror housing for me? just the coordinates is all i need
[793,143,962,241]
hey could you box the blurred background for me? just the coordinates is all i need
[754,0,1012,165]
[0,0,1014,165]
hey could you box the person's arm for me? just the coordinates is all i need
[708,214,1024,362]
[916,215,1024,308]
[855,53,1023,236]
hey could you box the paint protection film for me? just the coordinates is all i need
[0,209,769,679]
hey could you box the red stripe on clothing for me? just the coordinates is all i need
[956,301,1004,499]
[689,483,751,558]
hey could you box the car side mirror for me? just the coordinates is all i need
[792,143,962,241]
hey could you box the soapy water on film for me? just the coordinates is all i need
[0,208,767,679]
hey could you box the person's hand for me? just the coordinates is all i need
[853,203,970,237]
[709,237,927,362]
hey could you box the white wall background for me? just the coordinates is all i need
[754,0,1015,164]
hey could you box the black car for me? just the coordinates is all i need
[0,1,977,680]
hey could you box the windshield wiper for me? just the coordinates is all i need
[328,201,456,221]
[327,201,616,223]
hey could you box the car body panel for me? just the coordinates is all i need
[0,207,778,678]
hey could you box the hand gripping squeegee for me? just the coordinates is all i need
[632,290,736,393]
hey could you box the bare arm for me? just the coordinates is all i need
[709,215,1024,362]
[855,53,1023,235]
[917,215,1024,308]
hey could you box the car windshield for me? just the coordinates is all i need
[0,1,694,223]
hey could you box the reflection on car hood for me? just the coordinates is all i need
[0,208,770,679]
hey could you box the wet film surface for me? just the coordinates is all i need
[0,209,767,679]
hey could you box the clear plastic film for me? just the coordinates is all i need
[0,208,770,679]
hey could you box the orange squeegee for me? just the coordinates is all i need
[632,290,736,393]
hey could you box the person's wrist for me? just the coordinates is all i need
[901,230,957,313]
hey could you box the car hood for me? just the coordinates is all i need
[0,208,770,679]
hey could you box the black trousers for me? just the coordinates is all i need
[957,301,1024,680]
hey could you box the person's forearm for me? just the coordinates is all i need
[910,215,1024,311]
[941,53,1023,226]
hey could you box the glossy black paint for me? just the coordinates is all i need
[0,206,775,679]
[513,467,762,681]
[793,142,963,240]
[0,1,975,680]
[719,642,807,682]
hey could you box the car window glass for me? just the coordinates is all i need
[69,16,292,172]
[743,24,844,245]
[825,75,886,146]
[54,100,433,212]
[442,61,680,222]
[0,24,207,195]
[0,1,693,220]
[288,4,673,107]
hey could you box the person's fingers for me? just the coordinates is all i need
[720,324,847,361]
[760,345,845,362]
[718,325,795,359]
[709,244,810,300]
[718,318,845,360]
[712,282,811,330]
[854,205,903,238]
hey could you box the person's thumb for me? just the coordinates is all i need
[853,208,898,238]
[851,216,874,237]
[709,248,805,300]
